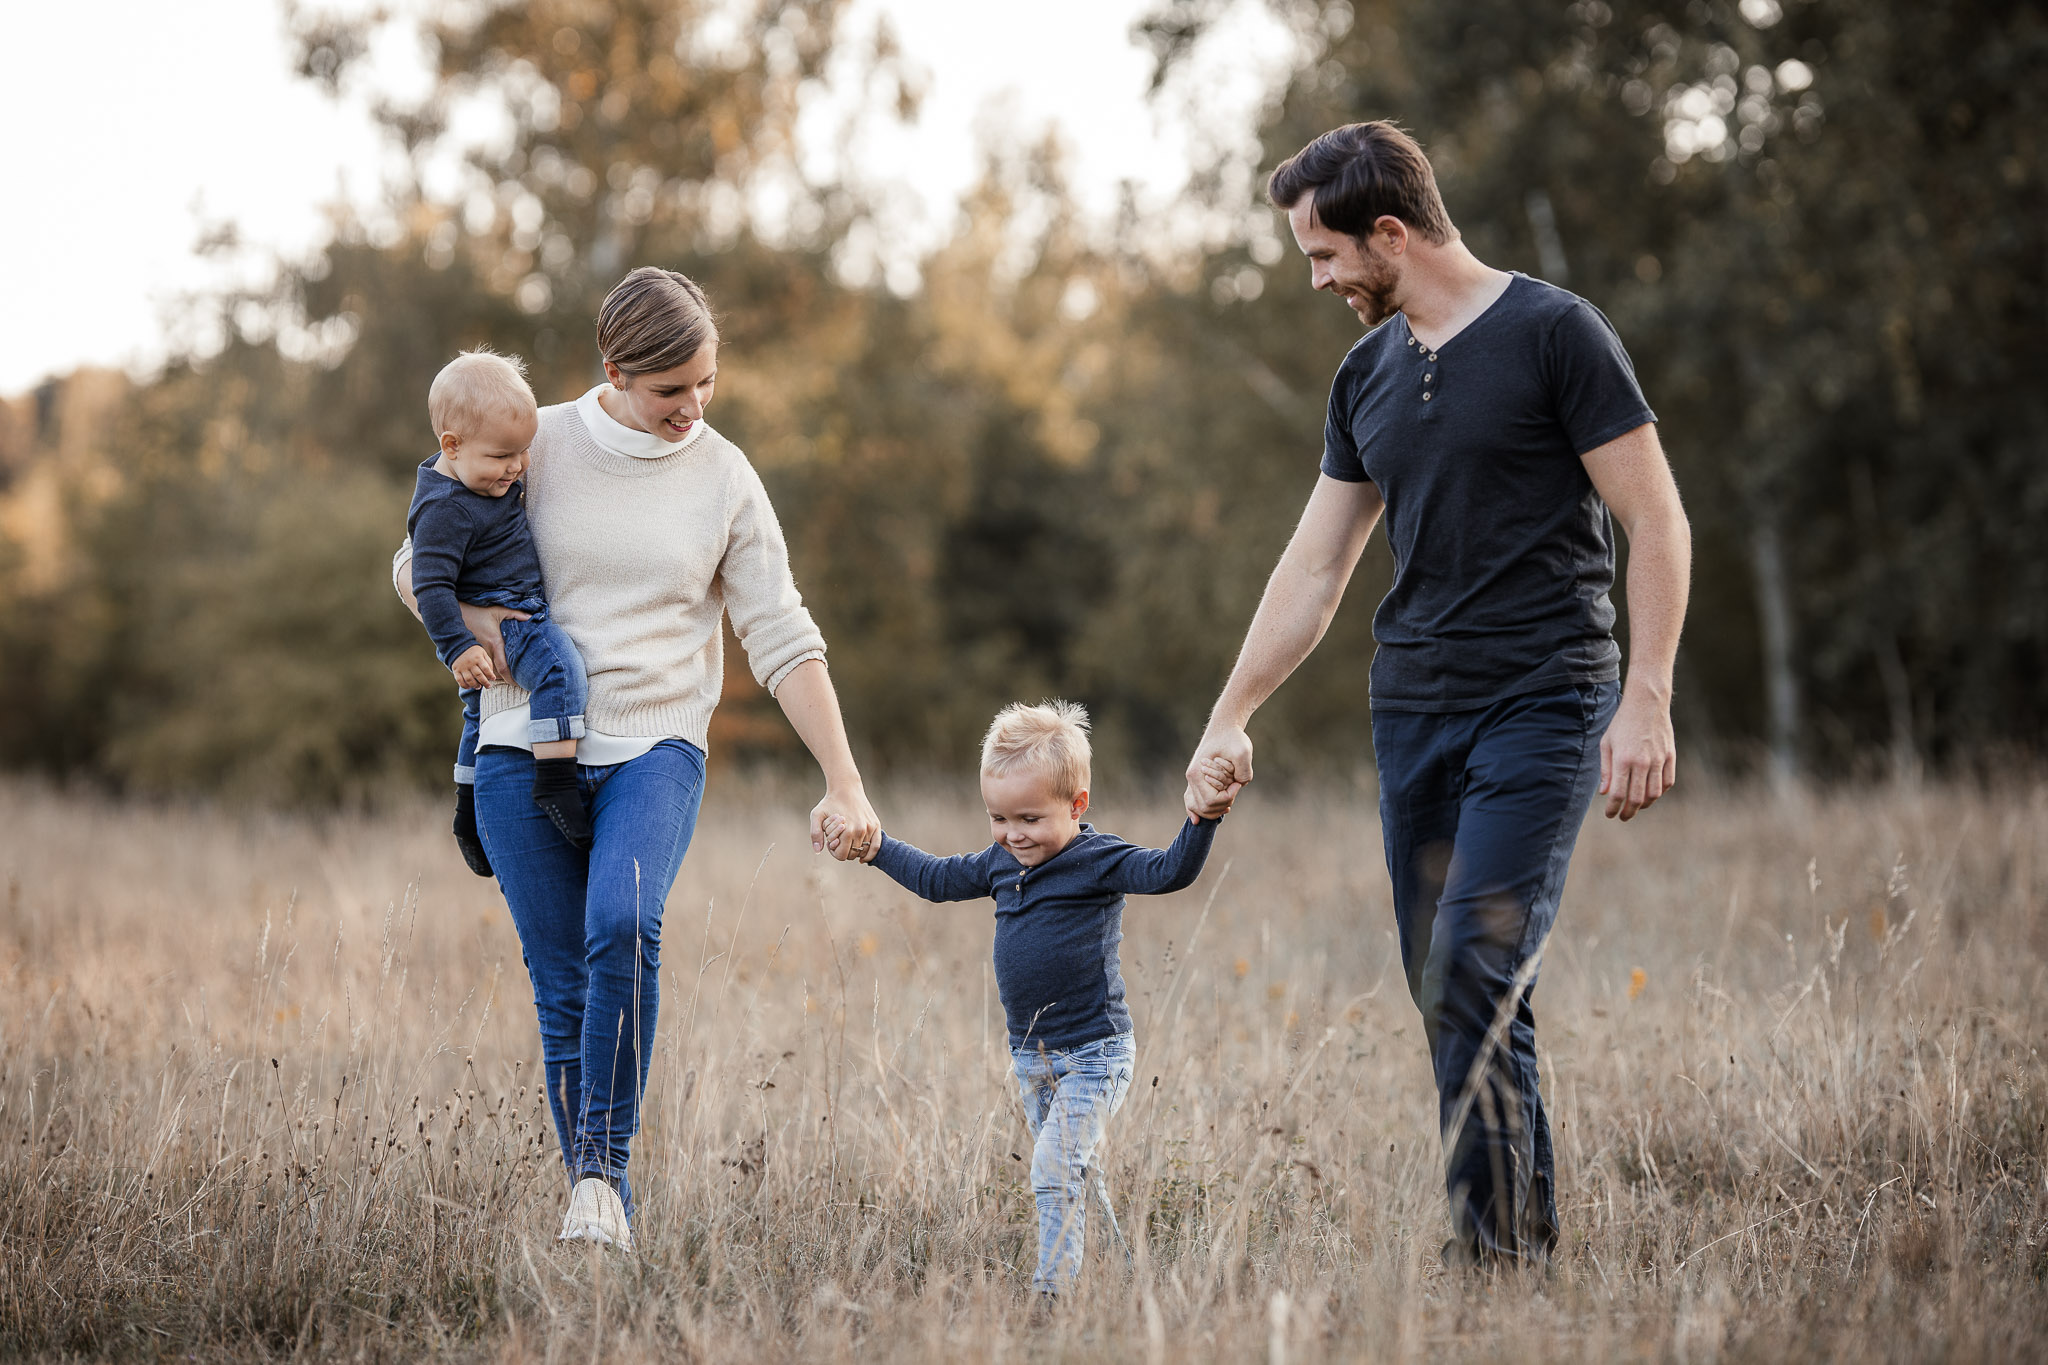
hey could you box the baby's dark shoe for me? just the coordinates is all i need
[453,784,494,877]
[531,757,593,849]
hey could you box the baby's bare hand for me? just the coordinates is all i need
[451,645,497,690]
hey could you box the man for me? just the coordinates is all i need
[1185,122,1690,1264]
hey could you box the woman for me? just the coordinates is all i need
[397,267,879,1248]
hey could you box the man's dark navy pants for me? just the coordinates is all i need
[1372,681,1619,1261]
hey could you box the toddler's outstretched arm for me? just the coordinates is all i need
[837,821,995,903]
[1104,814,1223,896]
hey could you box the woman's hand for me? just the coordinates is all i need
[457,602,531,681]
[812,786,879,861]
[771,659,878,860]
[821,812,881,863]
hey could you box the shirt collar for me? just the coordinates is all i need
[574,384,708,460]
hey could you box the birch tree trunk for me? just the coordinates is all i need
[1750,515,1801,788]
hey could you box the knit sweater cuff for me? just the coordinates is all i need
[764,648,827,696]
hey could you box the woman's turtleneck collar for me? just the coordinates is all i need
[575,384,709,460]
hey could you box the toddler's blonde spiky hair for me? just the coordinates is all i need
[429,346,536,440]
[980,700,1092,801]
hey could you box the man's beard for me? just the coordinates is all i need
[1350,254,1400,327]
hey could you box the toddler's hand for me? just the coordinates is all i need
[451,644,497,690]
[821,814,878,862]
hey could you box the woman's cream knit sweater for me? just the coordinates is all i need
[426,401,827,754]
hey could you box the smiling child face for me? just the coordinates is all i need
[436,404,539,497]
[981,766,1089,868]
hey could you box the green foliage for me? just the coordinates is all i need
[1142,0,2047,769]
[0,0,2040,799]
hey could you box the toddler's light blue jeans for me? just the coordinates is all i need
[1012,1030,1134,1294]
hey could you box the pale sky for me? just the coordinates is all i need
[0,0,1301,395]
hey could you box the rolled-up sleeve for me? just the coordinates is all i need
[718,462,828,695]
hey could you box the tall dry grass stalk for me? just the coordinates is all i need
[1,776,2043,1361]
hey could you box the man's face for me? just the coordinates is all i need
[439,406,537,496]
[1288,200,1402,327]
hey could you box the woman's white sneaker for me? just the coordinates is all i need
[558,1176,633,1250]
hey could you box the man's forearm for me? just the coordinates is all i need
[1210,476,1382,732]
[1620,509,1690,702]
[1211,562,1345,731]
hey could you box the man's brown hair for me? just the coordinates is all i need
[1267,122,1456,245]
[596,267,719,378]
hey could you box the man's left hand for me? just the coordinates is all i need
[1600,688,1676,821]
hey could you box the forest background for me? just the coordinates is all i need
[0,0,2040,802]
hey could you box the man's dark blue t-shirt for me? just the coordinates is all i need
[406,457,548,667]
[868,817,1218,1051]
[1321,273,1655,711]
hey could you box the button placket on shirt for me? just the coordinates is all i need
[1406,332,1440,407]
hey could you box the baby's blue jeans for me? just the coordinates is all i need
[1012,1030,1135,1293]
[452,595,587,784]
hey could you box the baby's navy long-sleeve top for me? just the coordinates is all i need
[869,817,1220,1051]
[406,457,548,667]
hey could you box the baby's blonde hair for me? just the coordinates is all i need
[429,347,536,439]
[981,700,1092,801]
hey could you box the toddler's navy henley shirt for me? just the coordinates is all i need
[869,816,1220,1050]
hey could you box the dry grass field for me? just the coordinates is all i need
[1,773,2044,1362]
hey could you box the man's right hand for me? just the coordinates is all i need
[1184,725,1254,819]
[457,602,530,682]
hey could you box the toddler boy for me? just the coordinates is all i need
[833,701,1222,1297]
[407,348,591,871]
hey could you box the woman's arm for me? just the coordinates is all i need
[392,539,527,678]
[772,658,880,859]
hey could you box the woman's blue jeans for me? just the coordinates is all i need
[1012,1031,1135,1293]
[1372,681,1618,1263]
[475,738,705,1216]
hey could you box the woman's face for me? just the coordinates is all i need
[603,340,718,441]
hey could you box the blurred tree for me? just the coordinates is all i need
[1126,0,2047,775]
[0,0,2039,799]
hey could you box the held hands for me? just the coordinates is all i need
[450,644,498,690]
[811,787,880,862]
[1600,687,1677,820]
[820,813,880,863]
[1184,724,1254,820]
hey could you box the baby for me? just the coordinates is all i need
[407,348,591,872]
[831,701,1224,1299]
